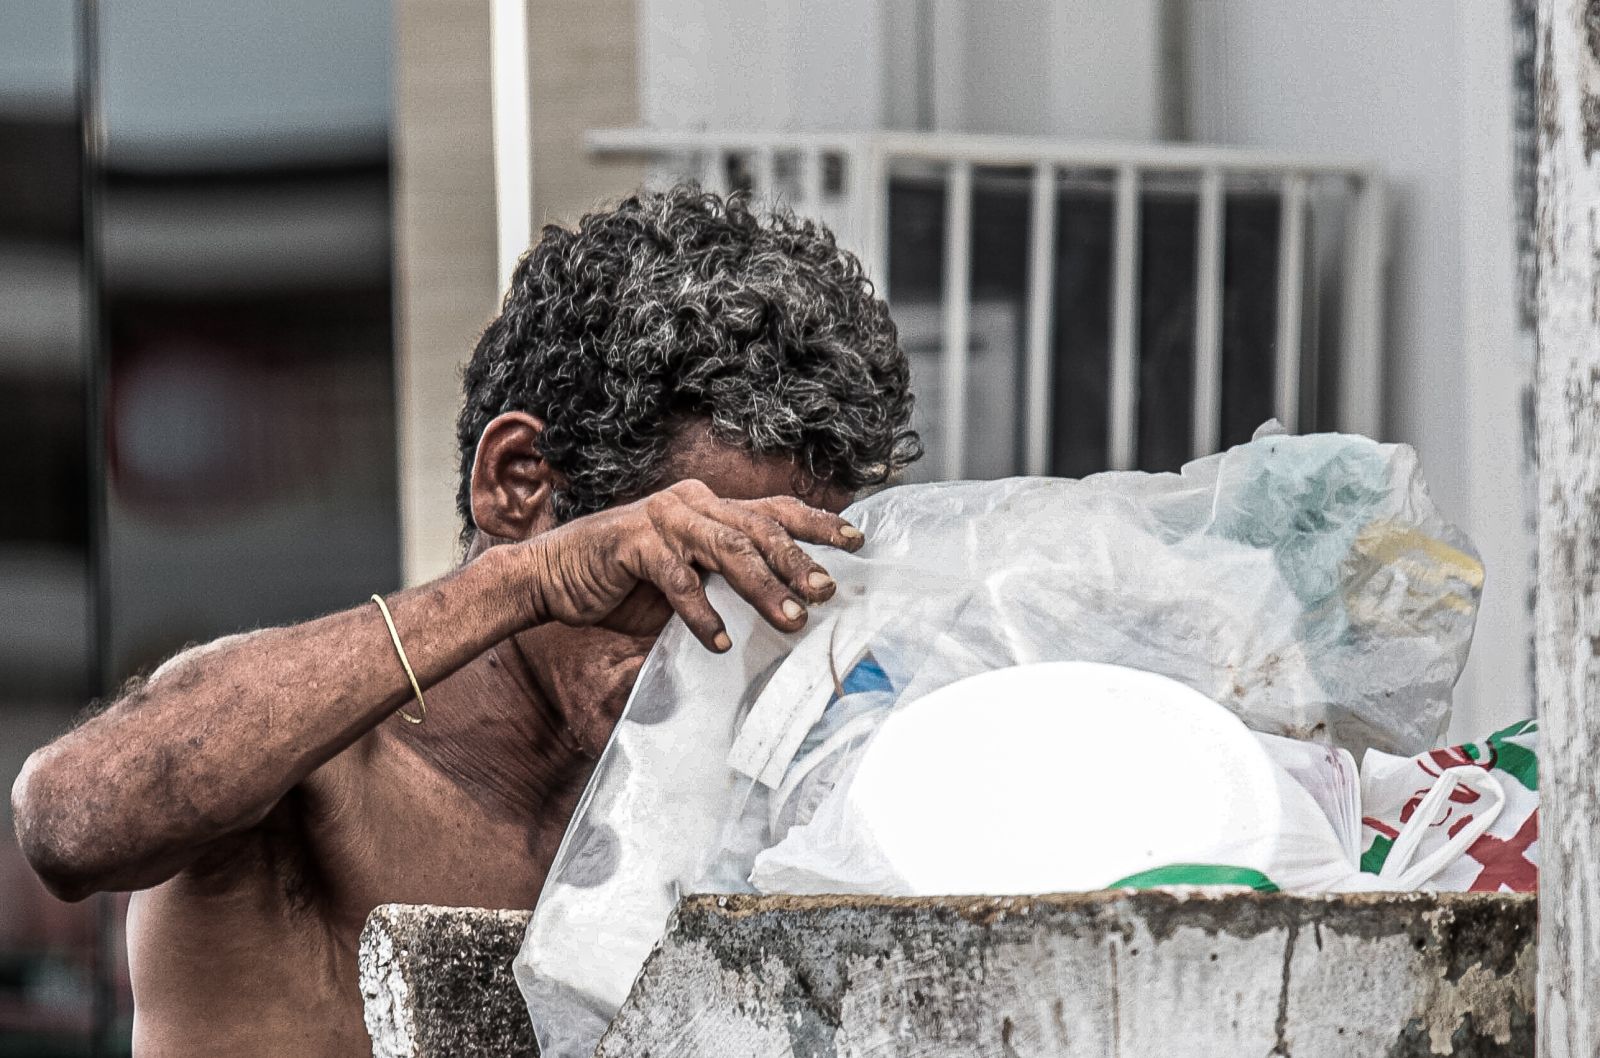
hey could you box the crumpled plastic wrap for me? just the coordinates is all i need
[514,425,1483,1058]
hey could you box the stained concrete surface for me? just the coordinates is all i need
[360,891,1533,1057]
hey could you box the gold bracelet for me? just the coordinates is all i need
[371,594,426,724]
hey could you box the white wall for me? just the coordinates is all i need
[638,0,1161,137]
[1455,0,1536,740]
[1185,0,1530,738]
[1187,1,1468,512]
[932,0,1162,138]
[393,0,501,584]
[639,0,886,130]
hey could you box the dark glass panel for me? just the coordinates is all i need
[1137,181,1199,473]
[1220,191,1282,448]
[886,170,946,481]
[1049,175,1114,478]
[966,166,1032,478]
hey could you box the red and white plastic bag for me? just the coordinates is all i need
[1359,720,1538,892]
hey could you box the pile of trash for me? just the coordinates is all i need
[514,425,1533,1058]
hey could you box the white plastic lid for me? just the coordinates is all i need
[846,661,1284,894]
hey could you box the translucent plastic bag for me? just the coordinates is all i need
[747,661,1373,898]
[514,426,1482,1058]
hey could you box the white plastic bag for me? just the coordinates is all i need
[515,427,1482,1058]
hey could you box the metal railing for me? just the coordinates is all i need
[588,128,1387,478]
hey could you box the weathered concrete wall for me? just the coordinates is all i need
[360,892,1532,1058]
[605,892,1533,1058]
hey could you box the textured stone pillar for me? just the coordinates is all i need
[1532,0,1600,1053]
[360,904,536,1058]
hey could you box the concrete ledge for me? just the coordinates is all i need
[599,892,1535,1058]
[358,892,1533,1058]
[359,903,536,1058]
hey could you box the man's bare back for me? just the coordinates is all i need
[122,638,597,1056]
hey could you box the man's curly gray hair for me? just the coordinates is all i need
[455,185,921,532]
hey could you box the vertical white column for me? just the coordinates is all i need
[1109,165,1142,470]
[1191,168,1225,458]
[754,145,777,205]
[1535,0,1600,1052]
[489,0,534,290]
[800,146,824,216]
[855,143,891,301]
[941,160,973,479]
[1024,161,1058,476]
[1273,173,1309,431]
[700,147,728,195]
[1455,0,1534,743]
[1338,175,1386,438]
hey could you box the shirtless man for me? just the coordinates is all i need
[10,186,919,1056]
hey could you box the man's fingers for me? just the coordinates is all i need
[745,494,865,553]
[703,505,837,604]
[639,544,729,651]
[666,479,863,551]
[669,512,809,633]
[644,483,865,639]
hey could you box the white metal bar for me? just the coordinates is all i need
[1109,165,1141,471]
[754,146,776,204]
[1338,175,1386,437]
[699,149,727,195]
[580,125,1383,451]
[856,145,890,301]
[867,132,1371,177]
[942,161,973,479]
[590,128,866,155]
[1191,168,1225,458]
[489,0,533,289]
[586,127,1374,179]
[800,147,823,214]
[1024,162,1058,476]
[1274,173,1310,431]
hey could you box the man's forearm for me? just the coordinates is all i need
[10,545,535,900]
[12,477,859,901]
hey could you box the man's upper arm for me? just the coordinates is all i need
[147,631,261,683]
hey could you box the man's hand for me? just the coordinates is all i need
[519,479,864,650]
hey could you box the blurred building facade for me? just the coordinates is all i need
[1,5,100,1051]
[2,0,398,1052]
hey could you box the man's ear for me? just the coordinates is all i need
[469,412,561,541]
